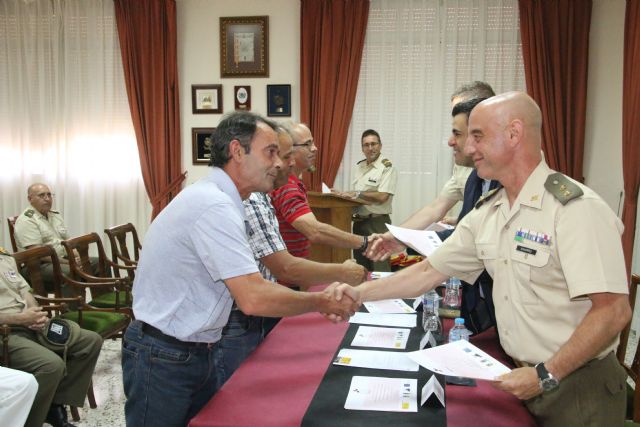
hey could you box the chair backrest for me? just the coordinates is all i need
[7,216,18,252]
[61,233,111,280]
[104,223,141,279]
[12,245,66,298]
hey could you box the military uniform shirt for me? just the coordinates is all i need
[14,208,68,258]
[353,155,398,216]
[439,164,473,202]
[0,253,30,315]
[429,160,628,364]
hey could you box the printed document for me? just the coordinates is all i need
[407,340,511,380]
[334,348,419,371]
[364,299,415,314]
[349,312,417,328]
[385,224,443,256]
[344,376,418,412]
[351,325,410,349]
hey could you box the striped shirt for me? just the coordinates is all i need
[269,174,312,258]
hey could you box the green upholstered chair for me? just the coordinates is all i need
[62,233,134,310]
[104,222,140,281]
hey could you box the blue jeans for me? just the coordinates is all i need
[121,320,220,427]
[214,310,263,389]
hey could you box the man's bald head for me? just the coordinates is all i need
[465,92,544,183]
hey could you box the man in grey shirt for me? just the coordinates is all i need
[122,112,358,427]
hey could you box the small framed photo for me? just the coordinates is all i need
[266,84,291,117]
[220,16,269,77]
[192,85,223,114]
[192,127,216,165]
[234,86,251,111]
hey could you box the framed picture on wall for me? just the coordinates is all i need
[234,86,251,110]
[266,84,291,117]
[220,16,269,77]
[192,127,216,165]
[192,85,223,114]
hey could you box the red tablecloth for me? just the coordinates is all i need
[189,313,536,427]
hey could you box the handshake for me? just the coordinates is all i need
[319,282,363,323]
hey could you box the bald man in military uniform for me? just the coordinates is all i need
[337,92,631,426]
[335,129,397,272]
[14,183,97,295]
[0,247,102,427]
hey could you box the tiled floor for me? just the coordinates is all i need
[64,327,640,427]
[72,339,125,427]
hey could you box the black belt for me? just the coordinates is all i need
[140,321,213,348]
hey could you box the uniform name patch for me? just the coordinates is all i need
[516,245,537,255]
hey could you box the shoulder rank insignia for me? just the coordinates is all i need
[0,246,9,256]
[24,209,34,218]
[544,173,583,205]
[357,159,367,165]
[50,210,60,214]
[381,159,392,168]
[475,188,500,209]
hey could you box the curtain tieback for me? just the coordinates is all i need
[150,172,187,206]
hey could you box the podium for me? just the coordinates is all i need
[306,191,367,264]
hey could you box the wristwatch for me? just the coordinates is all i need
[535,362,559,392]
[353,191,361,199]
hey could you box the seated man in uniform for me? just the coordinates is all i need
[13,183,98,295]
[0,247,102,427]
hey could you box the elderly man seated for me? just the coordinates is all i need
[0,247,102,427]
[14,183,98,295]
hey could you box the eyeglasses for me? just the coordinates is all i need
[35,192,54,199]
[293,139,315,149]
[362,142,380,148]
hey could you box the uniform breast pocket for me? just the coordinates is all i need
[476,243,498,275]
[510,245,550,304]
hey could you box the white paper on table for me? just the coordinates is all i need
[426,222,455,232]
[419,331,437,350]
[385,224,443,257]
[334,348,419,371]
[407,339,512,380]
[351,325,410,349]
[364,299,415,314]
[370,271,394,280]
[321,182,331,193]
[349,312,417,328]
[344,376,418,412]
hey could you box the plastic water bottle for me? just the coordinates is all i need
[448,317,471,343]
[421,290,442,336]
[443,277,462,310]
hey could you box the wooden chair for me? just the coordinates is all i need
[62,233,135,309]
[7,215,18,252]
[104,223,141,280]
[11,245,132,421]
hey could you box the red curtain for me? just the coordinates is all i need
[518,0,592,181]
[114,0,185,220]
[300,0,369,190]
[622,0,640,276]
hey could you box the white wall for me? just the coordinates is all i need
[584,0,625,214]
[176,0,300,185]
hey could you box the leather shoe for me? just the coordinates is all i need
[45,404,77,427]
